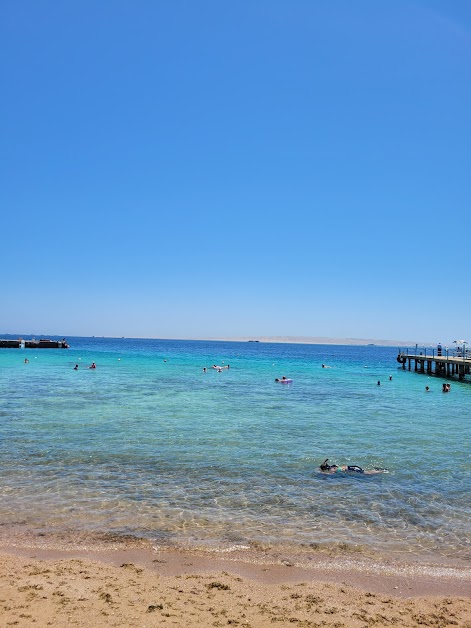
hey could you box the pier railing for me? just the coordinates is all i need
[397,346,471,360]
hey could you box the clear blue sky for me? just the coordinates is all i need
[1,1,470,342]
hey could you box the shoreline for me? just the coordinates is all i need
[1,526,469,569]
[1,542,470,627]
[2,542,470,597]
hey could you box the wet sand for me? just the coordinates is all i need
[1,541,470,627]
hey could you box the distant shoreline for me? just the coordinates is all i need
[1,333,434,347]
[202,336,426,347]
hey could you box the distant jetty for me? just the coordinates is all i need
[0,338,69,349]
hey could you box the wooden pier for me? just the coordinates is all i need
[397,349,471,381]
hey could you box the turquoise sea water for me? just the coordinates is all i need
[0,338,470,562]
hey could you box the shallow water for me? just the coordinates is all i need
[0,338,470,563]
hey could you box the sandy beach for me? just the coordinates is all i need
[1,540,470,627]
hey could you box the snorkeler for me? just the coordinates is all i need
[319,459,386,475]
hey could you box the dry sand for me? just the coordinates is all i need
[1,544,470,627]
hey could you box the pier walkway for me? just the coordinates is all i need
[397,348,471,381]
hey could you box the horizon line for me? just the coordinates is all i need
[0,332,437,347]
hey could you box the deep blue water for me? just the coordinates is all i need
[0,337,470,561]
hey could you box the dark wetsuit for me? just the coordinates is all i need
[320,460,365,473]
[345,465,364,473]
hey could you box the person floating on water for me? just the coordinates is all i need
[319,459,387,475]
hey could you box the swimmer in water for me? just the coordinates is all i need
[319,459,387,475]
[275,376,288,382]
[73,364,79,370]
[24,358,29,363]
[89,362,96,369]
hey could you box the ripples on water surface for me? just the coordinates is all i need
[0,338,470,562]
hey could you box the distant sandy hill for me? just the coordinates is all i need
[209,336,423,347]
